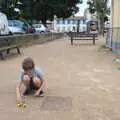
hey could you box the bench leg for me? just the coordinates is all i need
[7,49,10,54]
[0,52,5,60]
[71,37,73,45]
[93,35,95,45]
[16,47,21,54]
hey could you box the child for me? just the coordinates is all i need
[16,57,46,104]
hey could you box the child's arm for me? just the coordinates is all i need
[16,70,24,103]
[34,81,43,96]
[36,67,48,92]
[16,83,22,104]
[34,67,48,96]
[34,78,48,97]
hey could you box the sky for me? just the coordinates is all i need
[75,0,88,16]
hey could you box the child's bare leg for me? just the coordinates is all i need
[33,77,43,89]
[33,77,44,96]
[23,75,30,89]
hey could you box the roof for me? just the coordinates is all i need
[57,16,86,21]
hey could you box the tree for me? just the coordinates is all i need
[87,0,109,35]
[20,0,33,21]
[31,0,80,24]
[0,0,80,24]
[0,0,22,19]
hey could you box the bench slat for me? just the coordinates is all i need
[72,38,98,40]
[0,44,20,51]
[0,37,21,60]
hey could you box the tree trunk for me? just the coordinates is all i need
[101,21,105,37]
[77,20,80,33]
[41,15,47,25]
[99,15,104,37]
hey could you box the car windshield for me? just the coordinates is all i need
[8,20,30,28]
[8,20,24,28]
[8,20,14,26]
[33,24,41,28]
[14,21,24,27]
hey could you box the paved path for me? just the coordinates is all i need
[0,36,120,120]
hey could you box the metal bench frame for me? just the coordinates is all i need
[69,32,98,45]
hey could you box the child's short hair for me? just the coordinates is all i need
[22,57,35,71]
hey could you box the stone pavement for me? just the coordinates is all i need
[0,36,120,120]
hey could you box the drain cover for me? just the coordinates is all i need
[40,96,72,111]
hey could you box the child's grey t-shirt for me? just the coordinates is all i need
[17,66,44,83]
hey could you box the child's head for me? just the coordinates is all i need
[22,57,35,74]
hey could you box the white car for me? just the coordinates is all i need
[33,24,46,33]
[0,12,9,35]
[8,26,25,34]
[8,20,25,34]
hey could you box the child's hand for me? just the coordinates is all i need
[17,95,22,103]
[34,90,40,97]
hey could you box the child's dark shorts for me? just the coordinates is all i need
[29,77,38,90]
[23,77,43,96]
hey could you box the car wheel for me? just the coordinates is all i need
[40,31,45,34]
[9,31,13,35]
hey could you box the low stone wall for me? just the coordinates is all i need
[22,33,64,46]
[0,33,64,47]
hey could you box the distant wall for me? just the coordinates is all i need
[0,33,64,47]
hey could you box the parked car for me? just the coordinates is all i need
[23,22,36,33]
[8,20,35,34]
[32,24,46,33]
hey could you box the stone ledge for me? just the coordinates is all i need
[0,33,64,47]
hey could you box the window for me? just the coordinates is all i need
[65,20,67,24]
[14,21,24,27]
[70,20,72,24]
[62,20,65,24]
[80,20,83,24]
[83,20,86,24]
[72,20,75,24]
[75,20,78,24]
[60,20,63,24]
[57,20,60,24]
[67,20,71,24]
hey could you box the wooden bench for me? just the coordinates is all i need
[69,32,98,45]
[0,36,21,60]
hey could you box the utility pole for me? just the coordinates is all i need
[112,0,120,53]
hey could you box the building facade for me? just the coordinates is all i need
[53,16,87,33]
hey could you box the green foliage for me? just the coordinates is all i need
[87,0,109,19]
[87,0,109,34]
[1,0,80,23]
[0,0,21,19]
